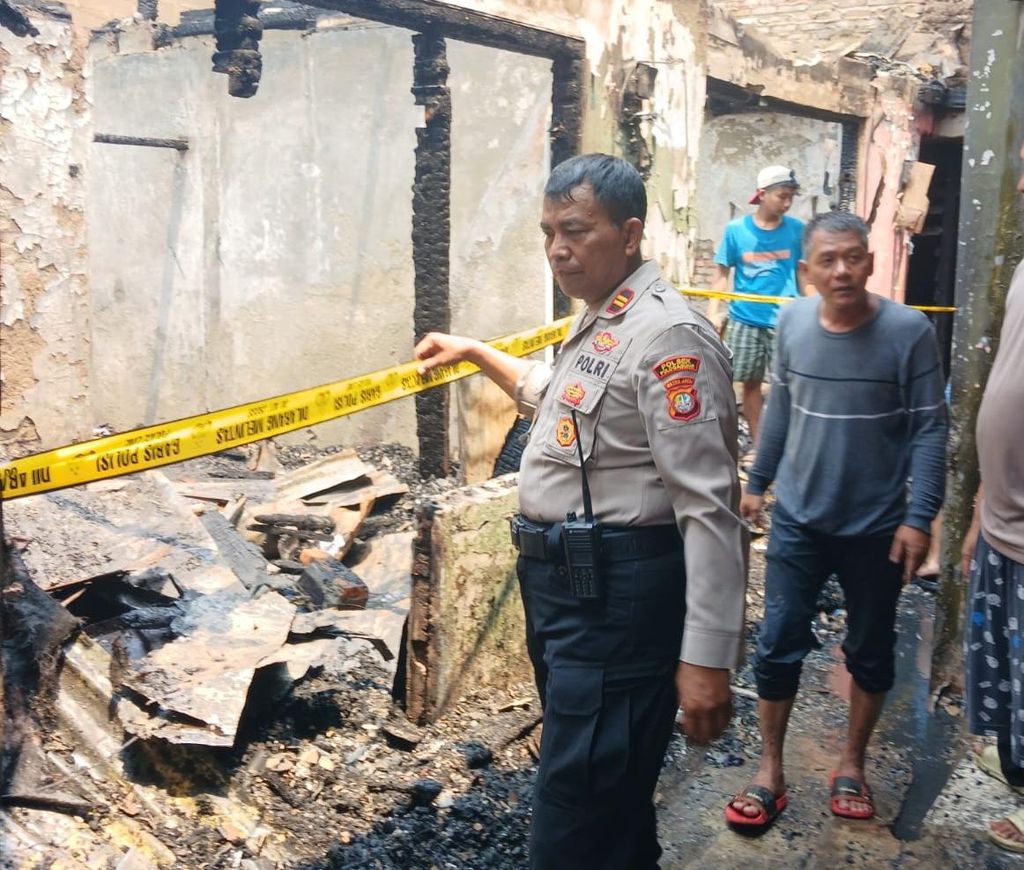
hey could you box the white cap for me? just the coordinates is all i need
[749,165,799,203]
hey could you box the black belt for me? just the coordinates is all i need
[510,514,681,564]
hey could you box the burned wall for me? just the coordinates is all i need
[442,0,707,287]
[447,41,551,483]
[82,21,557,453]
[0,12,91,455]
[712,0,970,67]
[4,0,708,466]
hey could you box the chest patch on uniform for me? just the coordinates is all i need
[664,376,700,421]
[554,415,577,448]
[652,354,701,380]
[604,287,635,315]
[571,350,615,382]
[560,381,586,407]
[591,331,619,354]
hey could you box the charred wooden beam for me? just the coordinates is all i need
[212,0,264,98]
[308,0,584,62]
[93,133,190,151]
[0,0,38,38]
[411,31,452,480]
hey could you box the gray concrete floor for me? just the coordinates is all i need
[655,575,1024,868]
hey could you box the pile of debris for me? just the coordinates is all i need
[0,441,550,869]
[4,445,417,750]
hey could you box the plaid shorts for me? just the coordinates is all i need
[723,319,775,382]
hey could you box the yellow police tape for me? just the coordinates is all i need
[0,319,573,500]
[683,286,958,314]
[0,287,957,500]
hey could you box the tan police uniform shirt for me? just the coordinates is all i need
[516,260,747,670]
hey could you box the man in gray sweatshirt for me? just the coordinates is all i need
[724,211,947,829]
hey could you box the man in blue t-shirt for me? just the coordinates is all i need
[709,166,804,466]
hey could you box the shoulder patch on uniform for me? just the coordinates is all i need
[663,376,700,422]
[604,287,635,315]
[591,330,619,354]
[560,381,586,407]
[651,354,701,380]
[554,415,576,447]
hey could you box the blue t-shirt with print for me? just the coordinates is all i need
[714,214,804,328]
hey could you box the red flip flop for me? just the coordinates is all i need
[725,784,789,831]
[830,772,874,819]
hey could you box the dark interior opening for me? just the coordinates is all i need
[905,135,963,378]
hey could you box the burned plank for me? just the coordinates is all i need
[253,513,334,533]
[246,524,333,543]
[274,450,369,502]
[201,510,270,592]
[297,560,368,610]
[0,793,93,817]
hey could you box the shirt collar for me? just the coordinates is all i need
[589,260,662,320]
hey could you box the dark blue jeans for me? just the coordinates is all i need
[517,542,685,870]
[753,503,902,701]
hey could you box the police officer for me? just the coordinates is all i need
[415,154,746,869]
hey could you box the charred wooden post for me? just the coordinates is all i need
[550,53,584,318]
[550,53,583,171]
[619,62,657,182]
[411,31,452,480]
[212,0,263,98]
[931,0,1024,691]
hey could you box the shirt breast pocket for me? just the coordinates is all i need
[541,376,608,467]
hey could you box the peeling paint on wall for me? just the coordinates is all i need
[445,0,706,286]
[0,15,91,454]
[860,75,920,301]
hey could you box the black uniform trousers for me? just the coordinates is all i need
[516,536,685,870]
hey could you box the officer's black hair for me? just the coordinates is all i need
[544,154,647,226]
[802,210,869,253]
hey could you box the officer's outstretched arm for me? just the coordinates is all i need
[414,332,537,400]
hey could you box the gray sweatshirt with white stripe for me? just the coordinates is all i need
[746,295,947,536]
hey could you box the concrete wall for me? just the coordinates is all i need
[445,0,707,287]
[693,111,843,285]
[87,22,423,447]
[448,41,551,482]
[405,475,530,723]
[0,15,91,455]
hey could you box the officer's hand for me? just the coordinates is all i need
[739,492,764,523]
[675,662,732,746]
[888,524,930,584]
[414,333,480,374]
